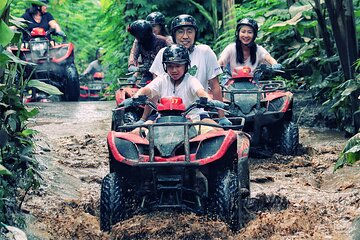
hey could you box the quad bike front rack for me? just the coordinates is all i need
[116,118,245,166]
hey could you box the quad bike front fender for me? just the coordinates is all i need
[265,91,293,113]
[115,87,139,106]
[50,43,74,64]
[107,129,249,167]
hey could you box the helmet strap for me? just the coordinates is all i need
[188,45,195,54]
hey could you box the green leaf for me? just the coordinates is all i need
[27,80,63,95]
[345,145,360,154]
[0,164,11,176]
[0,20,14,47]
[188,0,213,24]
[334,133,360,171]
[289,4,312,18]
[0,129,9,148]
[0,49,34,65]
[341,84,359,97]
[0,0,7,16]
[270,12,303,28]
[21,129,38,137]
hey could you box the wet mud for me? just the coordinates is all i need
[21,98,359,239]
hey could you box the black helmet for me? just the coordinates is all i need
[128,20,153,42]
[146,12,165,26]
[162,45,190,72]
[170,14,198,41]
[236,18,258,41]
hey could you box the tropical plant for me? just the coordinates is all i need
[334,132,360,171]
[0,0,41,230]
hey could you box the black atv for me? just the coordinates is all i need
[10,27,80,101]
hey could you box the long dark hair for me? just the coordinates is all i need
[235,38,257,65]
[159,25,169,37]
[28,4,41,16]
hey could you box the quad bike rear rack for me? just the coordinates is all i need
[222,80,287,110]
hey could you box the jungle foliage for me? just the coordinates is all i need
[334,132,360,171]
[1,0,42,232]
[9,0,358,134]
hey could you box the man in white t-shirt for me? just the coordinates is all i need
[122,45,226,125]
[147,14,232,126]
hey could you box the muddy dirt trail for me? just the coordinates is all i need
[22,97,360,240]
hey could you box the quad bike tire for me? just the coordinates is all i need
[213,170,242,231]
[111,110,122,131]
[100,172,126,231]
[63,64,80,101]
[279,121,299,156]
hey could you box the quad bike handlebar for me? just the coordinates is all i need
[45,28,67,43]
[125,65,147,76]
[116,95,229,114]
[114,96,244,129]
[252,64,284,82]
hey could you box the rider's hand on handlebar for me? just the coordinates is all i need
[56,30,66,37]
[128,65,139,73]
[127,76,137,83]
[272,63,283,71]
[208,100,229,110]
[218,117,232,126]
[119,98,134,108]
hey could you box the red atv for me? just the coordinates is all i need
[111,68,151,130]
[79,72,108,101]
[101,96,251,232]
[10,27,80,101]
[111,81,143,130]
[222,64,299,156]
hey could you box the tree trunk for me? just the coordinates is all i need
[325,0,359,133]
[313,0,337,73]
[222,0,235,31]
[211,0,218,39]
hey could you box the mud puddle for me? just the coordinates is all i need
[21,101,359,239]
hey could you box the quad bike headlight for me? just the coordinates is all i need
[114,138,139,160]
[30,41,49,57]
[195,136,225,159]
